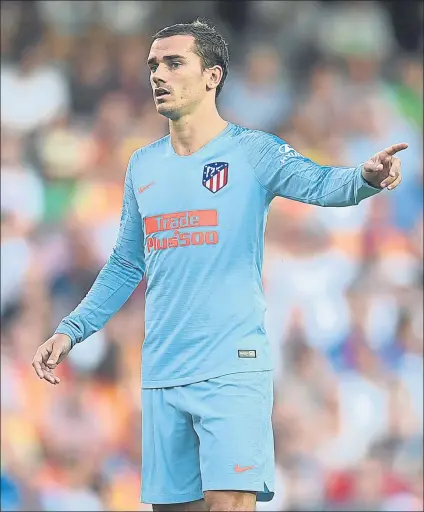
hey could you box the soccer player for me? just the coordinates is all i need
[32,20,407,512]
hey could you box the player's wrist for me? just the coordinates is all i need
[360,165,382,189]
[53,331,75,349]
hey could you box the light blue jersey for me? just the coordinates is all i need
[55,122,380,388]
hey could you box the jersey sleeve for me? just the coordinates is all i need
[54,152,146,347]
[240,131,381,206]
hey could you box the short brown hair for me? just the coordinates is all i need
[153,19,229,98]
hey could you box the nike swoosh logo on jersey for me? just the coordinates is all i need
[138,182,155,194]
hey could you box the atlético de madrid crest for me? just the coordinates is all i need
[202,162,229,193]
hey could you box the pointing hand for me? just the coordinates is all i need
[362,142,408,190]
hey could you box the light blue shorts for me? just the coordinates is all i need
[141,370,275,505]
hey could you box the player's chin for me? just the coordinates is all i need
[155,102,179,119]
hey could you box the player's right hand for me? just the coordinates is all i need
[32,333,72,385]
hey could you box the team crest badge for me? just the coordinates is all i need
[202,162,229,193]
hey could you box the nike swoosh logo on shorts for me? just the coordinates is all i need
[234,464,255,473]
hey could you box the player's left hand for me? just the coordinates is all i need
[362,142,408,190]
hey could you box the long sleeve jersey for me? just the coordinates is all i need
[55,123,380,388]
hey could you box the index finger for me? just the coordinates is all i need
[382,142,409,156]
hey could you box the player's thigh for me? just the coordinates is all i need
[204,490,257,511]
[190,371,275,502]
[141,387,203,505]
[152,499,208,511]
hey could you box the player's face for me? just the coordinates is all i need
[147,35,211,120]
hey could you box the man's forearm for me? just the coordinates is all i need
[328,164,381,206]
[55,250,144,347]
[280,160,382,207]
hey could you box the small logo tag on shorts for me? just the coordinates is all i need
[238,350,256,358]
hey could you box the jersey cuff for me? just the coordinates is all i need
[355,165,382,203]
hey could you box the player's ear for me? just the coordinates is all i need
[206,65,223,93]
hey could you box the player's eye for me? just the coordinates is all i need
[169,62,181,69]
[149,65,158,72]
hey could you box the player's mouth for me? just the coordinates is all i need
[155,88,171,101]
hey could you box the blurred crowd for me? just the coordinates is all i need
[1,1,423,511]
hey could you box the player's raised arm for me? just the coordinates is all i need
[32,153,145,383]
[241,131,407,207]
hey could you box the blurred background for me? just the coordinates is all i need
[1,1,423,511]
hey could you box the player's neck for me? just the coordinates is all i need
[169,105,228,157]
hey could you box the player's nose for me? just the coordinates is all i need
[152,71,167,87]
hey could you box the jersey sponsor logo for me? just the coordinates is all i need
[278,144,301,163]
[145,210,217,234]
[145,209,219,253]
[146,230,219,252]
[202,162,229,193]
